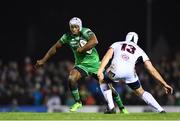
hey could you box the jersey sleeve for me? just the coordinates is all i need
[58,34,68,44]
[81,28,95,40]
[110,42,119,50]
[140,49,150,62]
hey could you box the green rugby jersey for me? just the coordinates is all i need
[58,27,100,74]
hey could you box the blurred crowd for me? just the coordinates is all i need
[0,53,180,108]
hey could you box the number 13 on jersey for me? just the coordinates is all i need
[121,44,136,54]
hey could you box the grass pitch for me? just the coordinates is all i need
[0,112,179,120]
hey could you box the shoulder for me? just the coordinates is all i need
[129,42,142,50]
[81,27,91,32]
[62,33,70,38]
[134,44,148,56]
[61,33,72,40]
[110,41,122,49]
[111,41,125,46]
[134,44,144,52]
[81,27,94,35]
[59,33,71,44]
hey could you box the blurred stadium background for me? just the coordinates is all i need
[0,0,179,112]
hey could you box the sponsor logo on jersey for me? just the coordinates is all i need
[121,54,129,61]
[70,40,78,47]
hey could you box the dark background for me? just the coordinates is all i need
[0,0,179,63]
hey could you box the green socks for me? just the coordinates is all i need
[114,95,124,110]
[72,89,81,102]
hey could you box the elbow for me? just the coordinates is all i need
[95,40,98,44]
[94,40,98,46]
[90,34,98,46]
[90,40,98,48]
[94,42,98,47]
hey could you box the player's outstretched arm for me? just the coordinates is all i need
[35,41,62,68]
[144,60,173,94]
[98,48,114,81]
[77,34,98,53]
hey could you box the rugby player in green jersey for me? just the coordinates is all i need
[35,17,128,113]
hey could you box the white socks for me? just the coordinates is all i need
[100,83,115,110]
[141,91,164,112]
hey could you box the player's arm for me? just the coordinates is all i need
[77,34,98,53]
[35,41,62,68]
[97,48,114,81]
[144,60,173,94]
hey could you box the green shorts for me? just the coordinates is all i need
[75,62,100,76]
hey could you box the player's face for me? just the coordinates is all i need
[70,25,80,35]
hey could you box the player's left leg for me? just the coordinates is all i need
[92,73,116,113]
[97,71,128,114]
[127,80,165,113]
[68,67,87,112]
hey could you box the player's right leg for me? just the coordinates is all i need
[97,72,116,114]
[98,71,128,114]
[127,80,165,113]
[68,68,84,112]
[99,82,116,114]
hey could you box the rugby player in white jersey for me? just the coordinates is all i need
[98,32,173,113]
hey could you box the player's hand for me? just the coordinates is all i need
[35,59,45,69]
[97,70,104,81]
[77,47,83,53]
[163,84,173,94]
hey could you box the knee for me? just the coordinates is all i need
[68,75,77,84]
[134,87,145,96]
[68,70,81,84]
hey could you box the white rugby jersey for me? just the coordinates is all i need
[108,41,149,83]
